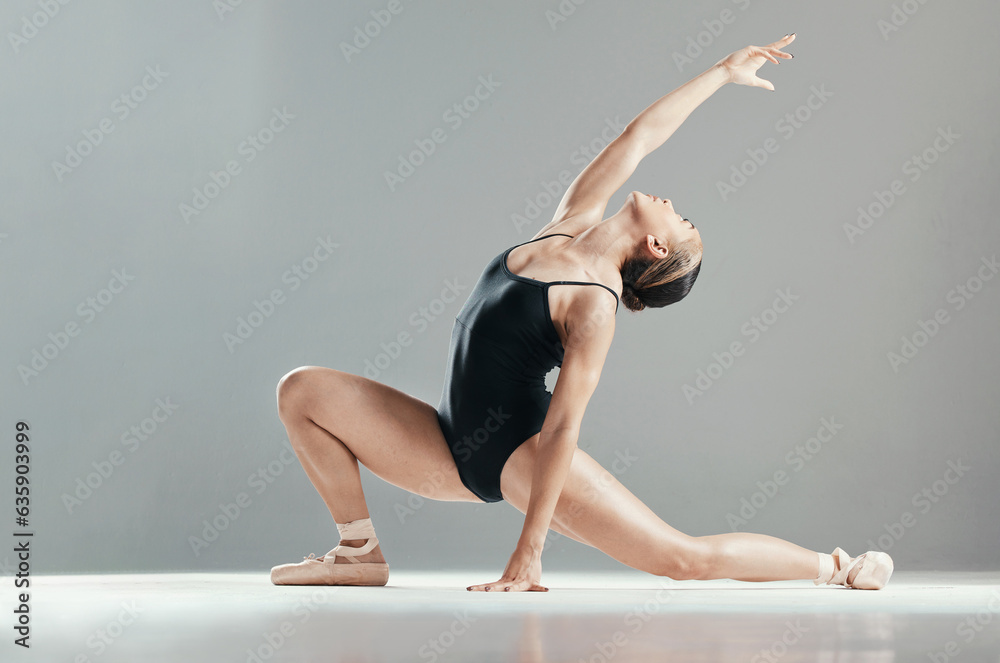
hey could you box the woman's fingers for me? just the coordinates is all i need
[467,578,548,592]
[467,577,511,591]
[722,34,794,91]
[772,33,796,47]
[765,34,796,52]
[467,581,502,591]
[758,45,794,64]
[757,47,780,65]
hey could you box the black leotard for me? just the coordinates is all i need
[436,233,619,503]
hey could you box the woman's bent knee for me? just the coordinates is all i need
[276,366,324,419]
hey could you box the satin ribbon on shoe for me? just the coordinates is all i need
[815,547,893,589]
[827,547,863,586]
[302,518,380,563]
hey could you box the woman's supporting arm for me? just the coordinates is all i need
[467,288,617,592]
[518,427,579,552]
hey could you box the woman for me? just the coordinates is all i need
[269,33,894,592]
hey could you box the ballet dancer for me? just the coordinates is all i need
[269,33,894,592]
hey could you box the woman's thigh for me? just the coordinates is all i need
[278,366,481,503]
[500,437,702,577]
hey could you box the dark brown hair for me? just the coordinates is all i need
[620,237,703,312]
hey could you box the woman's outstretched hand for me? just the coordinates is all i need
[716,33,796,91]
[467,544,548,593]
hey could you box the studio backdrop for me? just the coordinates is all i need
[2,0,997,575]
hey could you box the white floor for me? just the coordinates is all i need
[8,571,1000,662]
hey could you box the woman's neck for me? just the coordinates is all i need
[566,211,638,283]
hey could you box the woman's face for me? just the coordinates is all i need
[630,190,700,251]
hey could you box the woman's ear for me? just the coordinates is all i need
[644,234,669,260]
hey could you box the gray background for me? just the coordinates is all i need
[2,0,997,575]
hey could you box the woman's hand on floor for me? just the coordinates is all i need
[467,544,548,592]
[716,33,796,91]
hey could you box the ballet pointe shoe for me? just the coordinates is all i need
[270,518,389,586]
[813,547,894,590]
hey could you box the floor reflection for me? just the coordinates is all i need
[24,572,1000,663]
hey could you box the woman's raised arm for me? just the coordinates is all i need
[630,34,795,155]
[545,34,795,229]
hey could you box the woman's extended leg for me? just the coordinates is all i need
[500,439,824,582]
